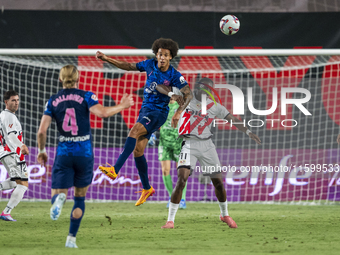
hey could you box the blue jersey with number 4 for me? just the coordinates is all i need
[44,88,99,157]
[136,58,187,113]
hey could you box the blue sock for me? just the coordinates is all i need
[51,194,58,204]
[135,155,151,190]
[69,196,85,237]
[114,137,136,173]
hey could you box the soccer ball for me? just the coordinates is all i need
[219,15,240,36]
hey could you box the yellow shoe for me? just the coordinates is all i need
[99,163,117,180]
[135,186,155,206]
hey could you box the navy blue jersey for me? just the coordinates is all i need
[44,88,99,157]
[136,58,188,113]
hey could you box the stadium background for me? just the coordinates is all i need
[1,1,340,203]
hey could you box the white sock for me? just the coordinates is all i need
[0,178,17,190]
[219,200,229,217]
[168,202,179,222]
[4,184,28,214]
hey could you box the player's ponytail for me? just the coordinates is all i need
[59,65,79,88]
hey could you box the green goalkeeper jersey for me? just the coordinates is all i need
[159,102,182,145]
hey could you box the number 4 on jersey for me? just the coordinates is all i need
[62,108,78,135]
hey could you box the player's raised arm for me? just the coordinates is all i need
[89,93,134,118]
[37,115,52,166]
[96,51,138,71]
[156,84,184,106]
[225,113,261,145]
[171,84,193,128]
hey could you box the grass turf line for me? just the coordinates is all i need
[0,202,339,255]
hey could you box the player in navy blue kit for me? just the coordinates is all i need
[96,38,193,206]
[37,65,134,248]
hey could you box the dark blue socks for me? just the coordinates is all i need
[135,155,151,190]
[69,196,85,237]
[51,194,58,204]
[114,137,137,173]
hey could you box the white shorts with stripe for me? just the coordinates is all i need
[177,138,221,176]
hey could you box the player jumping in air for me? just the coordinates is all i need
[0,90,29,221]
[157,78,261,229]
[37,65,134,248]
[96,38,192,206]
[158,97,187,209]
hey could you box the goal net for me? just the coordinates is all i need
[1,48,340,204]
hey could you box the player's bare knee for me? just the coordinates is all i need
[72,208,83,219]
[162,168,170,176]
[176,178,186,190]
[133,149,143,158]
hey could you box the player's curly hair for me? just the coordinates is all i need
[152,38,179,59]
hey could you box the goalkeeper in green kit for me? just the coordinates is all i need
[157,97,187,209]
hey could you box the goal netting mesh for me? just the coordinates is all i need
[1,49,340,204]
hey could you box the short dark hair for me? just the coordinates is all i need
[152,38,179,58]
[195,77,214,92]
[4,90,18,101]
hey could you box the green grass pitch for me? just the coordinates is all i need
[0,201,339,255]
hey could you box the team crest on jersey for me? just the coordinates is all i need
[91,94,98,101]
[180,76,186,84]
[179,159,186,164]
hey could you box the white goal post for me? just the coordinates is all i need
[1,48,340,204]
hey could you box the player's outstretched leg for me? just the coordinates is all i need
[65,196,85,248]
[162,167,190,228]
[0,182,28,222]
[211,177,237,228]
[50,193,66,220]
[99,137,136,180]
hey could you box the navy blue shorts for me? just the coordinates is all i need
[137,107,168,139]
[52,155,94,189]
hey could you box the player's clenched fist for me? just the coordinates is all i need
[21,144,29,155]
[120,94,135,109]
[37,152,48,167]
[96,51,107,61]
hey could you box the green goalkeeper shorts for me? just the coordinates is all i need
[158,138,183,162]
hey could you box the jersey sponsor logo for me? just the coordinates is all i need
[180,76,186,84]
[59,134,90,142]
[145,82,157,94]
[179,159,186,164]
[91,94,98,101]
[164,80,170,86]
[8,124,13,128]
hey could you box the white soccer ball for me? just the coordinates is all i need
[219,15,240,36]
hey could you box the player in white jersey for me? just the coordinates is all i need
[157,78,261,229]
[0,90,29,221]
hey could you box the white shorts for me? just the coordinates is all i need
[177,138,221,176]
[0,154,28,180]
